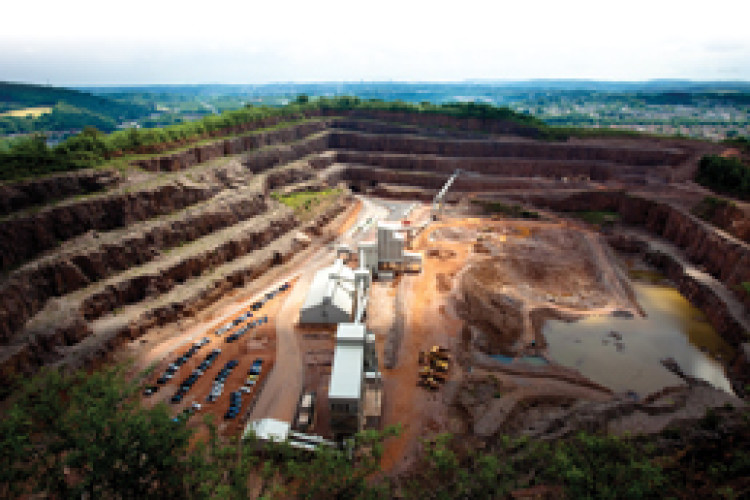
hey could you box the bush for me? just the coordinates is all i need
[695,155,750,200]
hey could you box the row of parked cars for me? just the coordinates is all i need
[171,348,221,404]
[144,282,287,418]
[143,337,211,396]
[214,310,254,337]
[224,391,243,420]
[207,359,239,402]
[225,359,265,419]
[238,358,264,395]
[225,316,268,343]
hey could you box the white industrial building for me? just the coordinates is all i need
[244,418,335,451]
[299,258,371,325]
[298,260,353,324]
[358,221,422,276]
[328,323,381,438]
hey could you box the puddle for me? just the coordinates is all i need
[489,354,549,366]
[542,282,734,395]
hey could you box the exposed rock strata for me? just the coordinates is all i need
[329,131,688,167]
[0,193,268,343]
[333,165,585,193]
[0,181,216,272]
[0,198,352,384]
[0,169,120,216]
[131,120,330,172]
[78,209,298,321]
[336,150,626,180]
[242,133,329,174]
[518,190,750,307]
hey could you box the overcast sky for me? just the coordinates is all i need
[2,0,749,86]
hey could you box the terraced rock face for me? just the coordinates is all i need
[0,169,121,216]
[0,119,351,389]
[0,113,744,393]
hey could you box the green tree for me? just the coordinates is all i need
[1,366,195,499]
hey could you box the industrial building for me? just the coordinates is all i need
[244,418,335,451]
[299,259,370,324]
[328,323,381,438]
[299,221,407,435]
[358,221,422,276]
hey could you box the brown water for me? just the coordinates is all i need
[543,282,735,396]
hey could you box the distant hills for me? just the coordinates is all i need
[3,80,749,141]
[0,82,152,135]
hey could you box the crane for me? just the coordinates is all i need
[431,169,462,220]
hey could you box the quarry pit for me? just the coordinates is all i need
[1,109,749,476]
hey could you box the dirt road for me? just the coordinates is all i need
[249,196,393,422]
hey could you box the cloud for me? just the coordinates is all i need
[1,0,749,84]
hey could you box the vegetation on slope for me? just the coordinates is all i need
[723,136,750,154]
[471,199,541,219]
[0,95,637,181]
[695,155,750,200]
[0,82,151,135]
[2,366,748,499]
[271,188,343,222]
[691,195,736,220]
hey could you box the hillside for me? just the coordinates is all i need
[0,82,152,134]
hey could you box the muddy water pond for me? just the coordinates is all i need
[542,281,735,396]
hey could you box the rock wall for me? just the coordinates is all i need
[0,198,353,385]
[0,182,216,272]
[132,120,330,172]
[695,200,750,243]
[264,167,315,193]
[334,165,576,192]
[643,249,748,348]
[0,169,120,216]
[329,131,688,167]
[79,211,298,321]
[336,150,621,180]
[242,133,329,174]
[459,270,525,351]
[0,194,268,343]
[323,109,551,138]
[519,190,750,307]
[608,233,749,395]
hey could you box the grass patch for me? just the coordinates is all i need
[271,188,343,220]
[568,210,620,225]
[742,282,750,295]
[0,106,53,118]
[471,200,540,219]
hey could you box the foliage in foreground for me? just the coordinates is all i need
[2,366,748,499]
[0,365,398,499]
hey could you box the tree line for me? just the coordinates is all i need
[0,97,566,181]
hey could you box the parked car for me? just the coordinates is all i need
[170,393,184,404]
[143,386,158,396]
